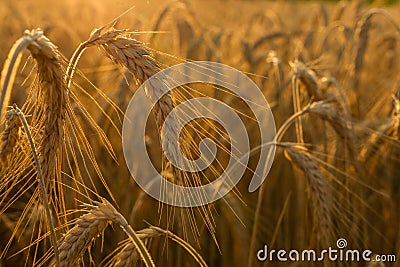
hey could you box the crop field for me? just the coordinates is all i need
[0,0,399,266]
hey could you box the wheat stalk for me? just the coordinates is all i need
[290,60,323,143]
[11,104,60,266]
[266,50,283,105]
[149,226,208,267]
[0,30,43,120]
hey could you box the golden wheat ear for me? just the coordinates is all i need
[66,27,180,183]
[105,226,208,267]
[50,199,154,267]
[67,26,218,248]
[283,145,333,247]
[23,29,70,230]
[0,29,68,264]
[0,107,22,164]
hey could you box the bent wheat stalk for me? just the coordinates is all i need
[0,30,43,120]
[290,60,322,143]
[308,100,365,176]
[150,226,208,267]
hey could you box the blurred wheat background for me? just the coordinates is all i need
[0,0,399,266]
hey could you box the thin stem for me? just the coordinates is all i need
[291,75,304,143]
[150,226,208,267]
[112,206,155,267]
[247,102,311,267]
[65,41,88,89]
[12,104,60,266]
[276,102,312,142]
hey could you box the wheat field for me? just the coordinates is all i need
[0,0,399,266]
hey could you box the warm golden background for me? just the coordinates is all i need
[0,0,399,266]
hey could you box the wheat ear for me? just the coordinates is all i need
[110,226,208,267]
[55,199,154,267]
[67,28,180,179]
[109,228,160,267]
[353,11,371,89]
[25,29,68,220]
[284,145,333,246]
[0,108,22,162]
[112,242,139,267]
[360,90,400,161]
[308,100,362,172]
[392,90,400,139]
[92,29,179,162]
[353,9,400,88]
[55,203,110,267]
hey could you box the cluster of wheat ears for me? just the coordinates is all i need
[0,0,399,266]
